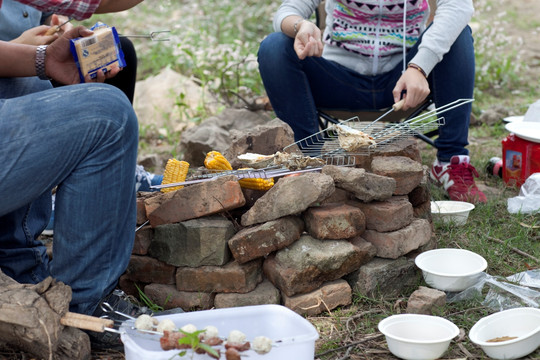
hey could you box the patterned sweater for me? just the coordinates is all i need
[273,0,474,76]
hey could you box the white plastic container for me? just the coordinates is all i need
[378,314,459,360]
[431,201,475,226]
[415,248,487,292]
[121,304,319,360]
[469,307,540,360]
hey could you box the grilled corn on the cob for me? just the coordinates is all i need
[160,159,189,193]
[204,151,232,171]
[238,177,274,191]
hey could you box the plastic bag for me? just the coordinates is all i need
[445,270,540,311]
[507,173,540,213]
[524,99,540,122]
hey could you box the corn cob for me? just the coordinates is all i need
[160,158,189,193]
[238,177,274,191]
[204,151,232,171]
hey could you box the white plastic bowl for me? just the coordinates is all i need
[415,248,487,292]
[469,307,540,359]
[431,201,475,226]
[378,314,459,360]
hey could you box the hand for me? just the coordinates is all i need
[392,67,430,111]
[11,26,58,46]
[49,14,74,37]
[45,26,121,85]
[293,21,323,60]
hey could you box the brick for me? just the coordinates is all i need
[145,175,246,227]
[371,156,424,195]
[304,203,365,240]
[176,259,263,294]
[345,257,420,298]
[228,216,304,264]
[214,280,281,309]
[406,286,446,315]
[133,225,152,255]
[362,218,432,259]
[144,283,214,311]
[348,196,413,232]
[413,200,432,221]
[321,187,351,205]
[150,216,234,267]
[123,255,176,285]
[136,196,148,225]
[282,279,352,316]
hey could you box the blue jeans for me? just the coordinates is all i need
[0,77,138,315]
[257,26,475,162]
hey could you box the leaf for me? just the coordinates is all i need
[198,343,219,358]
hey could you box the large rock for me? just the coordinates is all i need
[322,165,395,202]
[241,173,335,226]
[263,235,373,296]
[179,108,271,166]
[134,67,217,130]
[224,118,296,169]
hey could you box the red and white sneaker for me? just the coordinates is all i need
[430,155,487,204]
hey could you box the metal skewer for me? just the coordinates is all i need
[44,17,73,35]
[121,30,171,41]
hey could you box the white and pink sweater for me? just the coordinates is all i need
[273,0,474,76]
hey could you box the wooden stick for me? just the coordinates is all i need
[60,312,114,333]
[486,236,540,263]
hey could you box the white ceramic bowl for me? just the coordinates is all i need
[469,307,540,359]
[378,314,459,360]
[431,201,475,226]
[415,248,487,292]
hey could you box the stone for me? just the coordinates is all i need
[123,255,176,285]
[413,200,433,221]
[304,203,366,240]
[176,259,263,294]
[179,108,271,166]
[214,280,281,308]
[322,165,395,202]
[362,219,432,259]
[145,175,246,227]
[348,196,413,232]
[136,196,148,225]
[263,235,373,296]
[224,118,296,169]
[321,187,351,205]
[133,225,153,255]
[408,169,431,207]
[371,156,424,195]
[406,286,447,315]
[228,216,304,264]
[282,279,352,316]
[144,283,214,311]
[345,257,420,298]
[149,216,235,267]
[241,173,335,226]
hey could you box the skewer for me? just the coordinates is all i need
[60,312,114,332]
[44,18,73,35]
[121,30,170,41]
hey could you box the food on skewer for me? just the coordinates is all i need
[225,347,241,360]
[252,335,272,354]
[225,330,250,351]
[134,314,158,331]
[272,151,325,170]
[200,325,223,346]
[156,318,176,333]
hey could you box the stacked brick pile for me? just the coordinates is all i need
[122,137,434,316]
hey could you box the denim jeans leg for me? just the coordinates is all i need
[258,32,387,144]
[430,26,475,161]
[0,82,138,315]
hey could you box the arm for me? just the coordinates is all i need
[0,26,119,83]
[273,0,323,59]
[13,0,144,20]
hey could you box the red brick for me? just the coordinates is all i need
[348,196,413,232]
[304,203,365,240]
[176,259,263,293]
[133,225,152,255]
[145,176,246,227]
[123,255,176,284]
[144,283,214,311]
